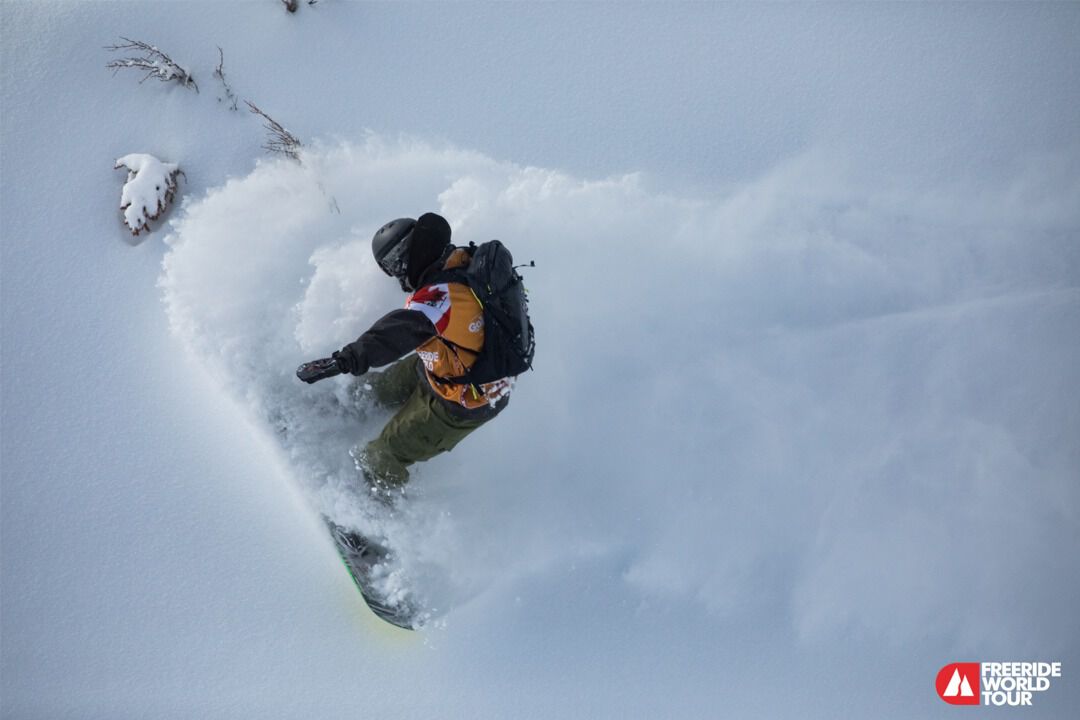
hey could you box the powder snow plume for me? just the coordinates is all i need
[160,134,1080,642]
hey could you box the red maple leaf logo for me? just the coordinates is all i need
[411,286,447,307]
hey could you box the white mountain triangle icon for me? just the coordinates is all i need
[944,668,975,697]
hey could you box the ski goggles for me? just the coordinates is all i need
[376,232,411,279]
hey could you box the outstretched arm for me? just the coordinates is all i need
[333,309,437,376]
[297,309,438,385]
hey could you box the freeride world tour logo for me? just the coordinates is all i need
[936,662,1062,707]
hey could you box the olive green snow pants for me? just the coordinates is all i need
[356,355,490,490]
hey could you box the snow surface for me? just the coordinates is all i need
[3,2,1079,719]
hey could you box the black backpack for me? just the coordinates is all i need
[435,240,535,386]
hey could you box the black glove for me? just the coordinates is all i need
[332,348,366,375]
[296,357,342,384]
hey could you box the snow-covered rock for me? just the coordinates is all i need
[114,153,181,236]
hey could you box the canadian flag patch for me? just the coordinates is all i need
[406,284,451,334]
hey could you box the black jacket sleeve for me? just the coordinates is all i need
[336,308,437,375]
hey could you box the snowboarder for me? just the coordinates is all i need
[298,212,532,503]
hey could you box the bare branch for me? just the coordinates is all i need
[245,100,303,161]
[282,0,298,12]
[105,37,198,93]
[214,47,238,111]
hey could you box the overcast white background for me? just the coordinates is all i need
[2,2,1078,718]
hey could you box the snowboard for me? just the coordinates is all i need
[325,518,421,630]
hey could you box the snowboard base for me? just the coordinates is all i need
[325,519,420,630]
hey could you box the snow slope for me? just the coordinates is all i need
[3,2,1079,719]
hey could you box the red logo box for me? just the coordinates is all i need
[937,663,981,705]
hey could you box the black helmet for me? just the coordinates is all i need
[372,217,416,282]
[371,213,452,291]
